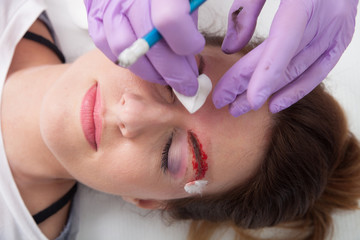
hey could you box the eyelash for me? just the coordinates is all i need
[165,85,175,103]
[161,132,174,173]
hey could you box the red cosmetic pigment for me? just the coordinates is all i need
[188,131,208,180]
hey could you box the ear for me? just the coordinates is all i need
[136,199,165,209]
[122,196,164,210]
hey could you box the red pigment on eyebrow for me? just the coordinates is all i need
[188,131,208,180]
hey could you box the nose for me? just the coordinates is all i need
[116,93,173,138]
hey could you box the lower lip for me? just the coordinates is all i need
[80,84,102,150]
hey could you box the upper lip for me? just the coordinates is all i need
[80,83,103,150]
[94,84,103,149]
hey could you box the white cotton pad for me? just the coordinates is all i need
[184,180,208,195]
[173,74,212,114]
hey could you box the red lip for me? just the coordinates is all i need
[80,83,102,150]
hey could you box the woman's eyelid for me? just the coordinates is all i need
[164,129,190,179]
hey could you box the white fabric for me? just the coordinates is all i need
[0,1,50,239]
[44,0,95,63]
[0,129,48,240]
[0,1,78,239]
[0,0,46,84]
[73,185,192,240]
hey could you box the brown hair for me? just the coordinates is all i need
[163,40,360,239]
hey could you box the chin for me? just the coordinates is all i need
[39,90,78,160]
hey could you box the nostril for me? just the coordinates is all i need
[119,122,130,137]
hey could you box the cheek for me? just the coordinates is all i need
[39,88,77,159]
[99,144,155,182]
[61,146,144,195]
[190,98,233,134]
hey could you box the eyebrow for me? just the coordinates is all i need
[189,131,207,180]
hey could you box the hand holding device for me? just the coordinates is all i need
[84,0,205,96]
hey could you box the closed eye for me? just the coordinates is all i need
[161,131,174,173]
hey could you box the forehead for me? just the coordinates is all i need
[203,105,272,195]
[197,45,272,195]
[200,45,242,81]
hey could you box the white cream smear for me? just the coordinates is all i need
[184,180,208,195]
[173,74,212,114]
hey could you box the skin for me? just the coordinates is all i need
[1,22,271,237]
[2,20,74,239]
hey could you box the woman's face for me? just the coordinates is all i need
[39,46,271,200]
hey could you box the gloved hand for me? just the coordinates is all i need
[84,0,205,96]
[213,0,359,116]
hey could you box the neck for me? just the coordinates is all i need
[1,64,73,187]
[3,65,71,177]
[1,65,76,239]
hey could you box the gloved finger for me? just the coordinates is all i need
[219,34,326,117]
[191,9,199,25]
[126,0,199,96]
[254,9,347,102]
[222,0,266,54]
[273,32,333,94]
[129,56,166,85]
[269,43,344,113]
[85,2,117,62]
[151,0,205,55]
[103,0,164,84]
[187,53,199,76]
[147,41,199,96]
[246,0,309,110]
[229,91,252,117]
[220,30,337,118]
[212,41,266,109]
[103,1,137,57]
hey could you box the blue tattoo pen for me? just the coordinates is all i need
[117,0,207,68]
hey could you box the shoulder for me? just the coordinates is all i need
[0,0,47,83]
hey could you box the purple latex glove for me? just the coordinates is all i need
[84,0,205,96]
[213,0,359,116]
